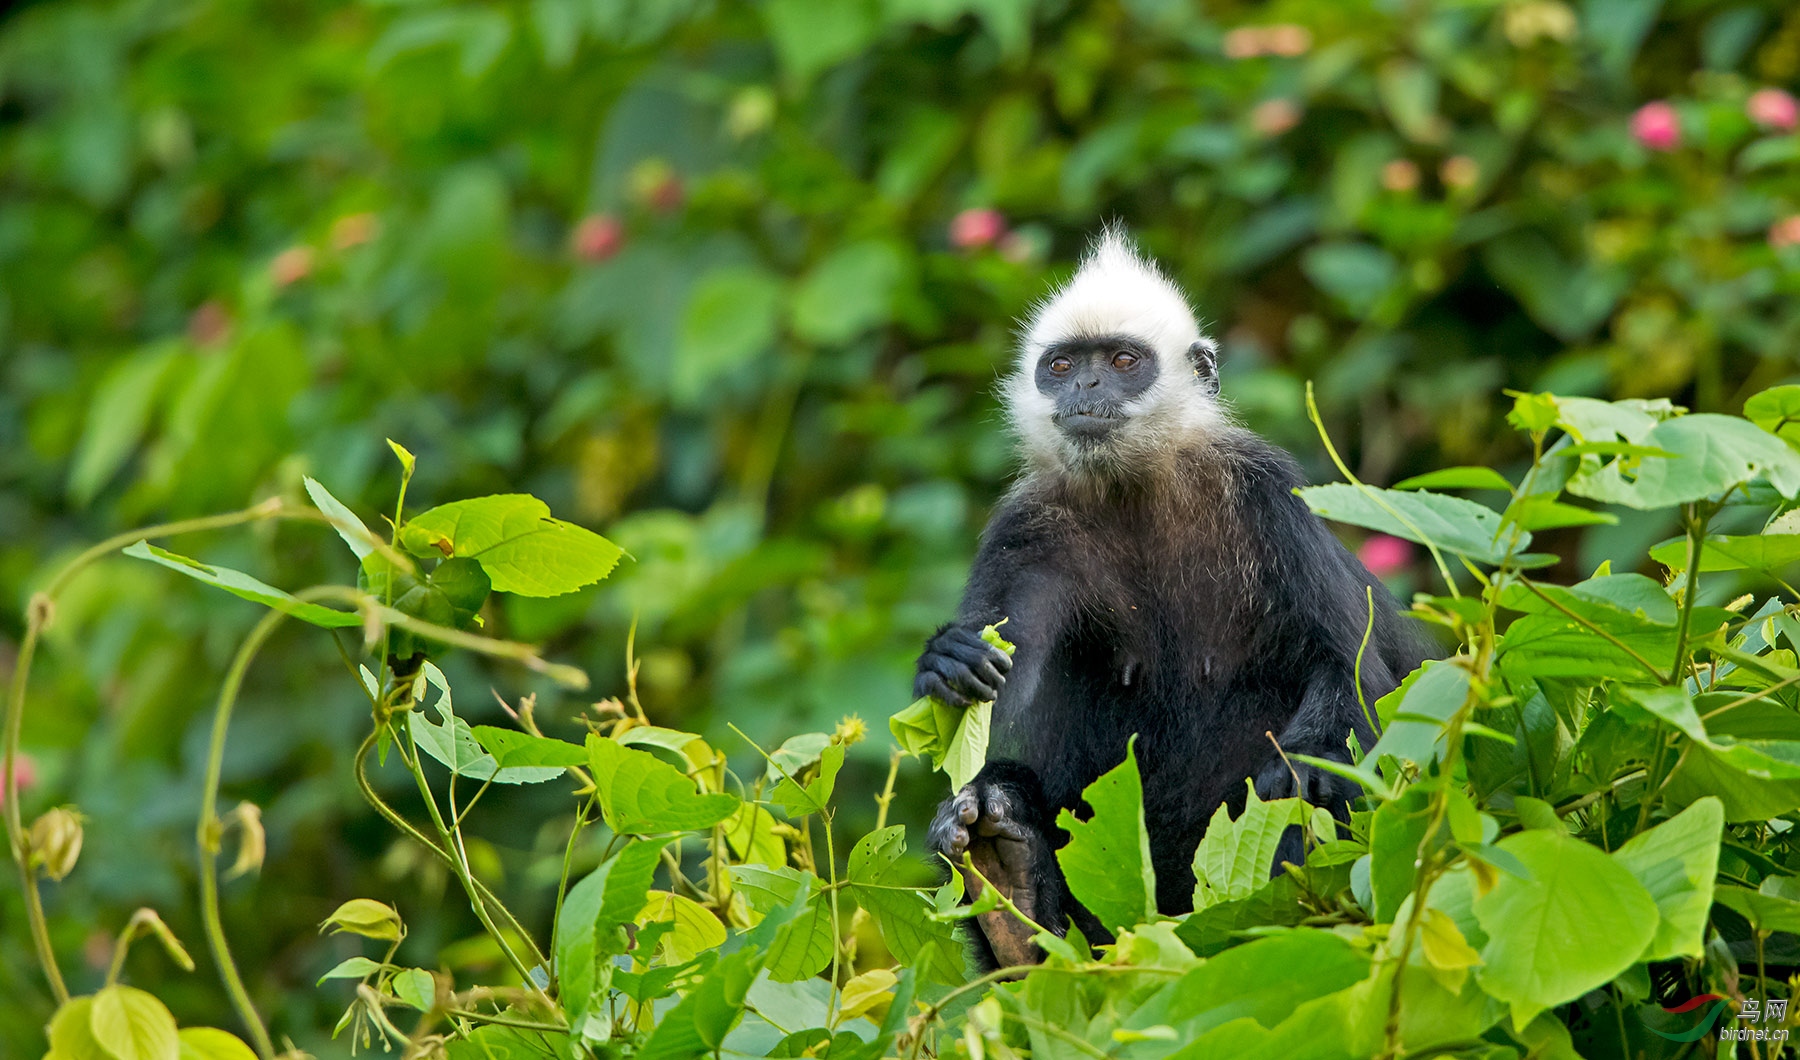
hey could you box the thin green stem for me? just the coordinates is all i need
[198,605,291,1059]
[399,716,558,1016]
[1515,578,1666,681]
[6,500,286,1004]
[350,730,545,968]
[1670,508,1708,685]
[547,799,593,993]
[824,812,842,1029]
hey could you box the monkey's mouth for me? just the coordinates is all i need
[1053,408,1125,439]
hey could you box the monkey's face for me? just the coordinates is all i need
[1035,336,1160,445]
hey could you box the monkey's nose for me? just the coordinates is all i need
[1077,373,1100,389]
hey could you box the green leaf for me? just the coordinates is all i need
[90,985,180,1060]
[1391,467,1513,492]
[1648,533,1800,573]
[763,731,832,782]
[588,735,739,834]
[722,802,785,867]
[317,956,383,983]
[1745,384,1800,446]
[556,838,668,1024]
[1610,798,1722,960]
[1362,660,1471,774]
[769,741,844,818]
[1502,496,1617,532]
[1164,929,1370,1037]
[1472,830,1658,1028]
[69,344,180,506]
[401,494,623,597]
[848,824,907,884]
[790,240,906,345]
[1367,785,1438,923]
[445,1026,573,1060]
[888,622,1011,786]
[636,937,766,1060]
[470,727,587,770]
[761,0,878,87]
[390,967,435,1010]
[1715,883,1800,934]
[637,890,728,964]
[320,898,404,941]
[1055,736,1157,934]
[1191,780,1309,911]
[124,542,361,628]
[763,893,834,982]
[176,1028,259,1060]
[1301,242,1398,318]
[1566,413,1800,509]
[304,476,377,561]
[48,997,107,1060]
[673,265,782,406]
[1298,483,1518,565]
[853,884,964,986]
[411,668,566,785]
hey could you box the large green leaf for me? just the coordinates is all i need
[769,742,843,818]
[304,476,377,561]
[1566,413,1800,509]
[1648,533,1800,573]
[1610,797,1722,960]
[1054,737,1157,934]
[1362,660,1471,773]
[790,239,906,345]
[123,542,360,628]
[409,666,566,785]
[1472,830,1658,1028]
[470,726,587,770]
[556,838,668,1023]
[673,265,782,405]
[400,494,622,597]
[1298,483,1518,564]
[90,985,180,1060]
[853,885,964,986]
[1744,384,1800,446]
[1164,929,1371,1038]
[726,864,832,982]
[175,1028,258,1060]
[1191,781,1309,911]
[587,735,739,834]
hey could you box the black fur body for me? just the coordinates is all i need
[917,428,1429,967]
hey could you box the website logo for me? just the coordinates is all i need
[1648,995,1790,1044]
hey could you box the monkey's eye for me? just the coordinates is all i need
[1111,350,1140,370]
[1049,356,1074,375]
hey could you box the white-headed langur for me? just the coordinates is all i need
[918,228,1430,969]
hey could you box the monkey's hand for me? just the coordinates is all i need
[1253,754,1360,871]
[928,779,1047,968]
[914,623,1013,707]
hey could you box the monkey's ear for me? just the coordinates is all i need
[1187,340,1220,396]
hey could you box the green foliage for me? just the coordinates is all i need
[12,0,1800,1055]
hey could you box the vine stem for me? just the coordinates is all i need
[397,716,560,1017]
[6,500,286,1006]
[198,604,293,1059]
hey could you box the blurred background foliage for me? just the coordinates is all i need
[4,0,1800,1051]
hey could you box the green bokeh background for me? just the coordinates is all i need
[3,0,1800,1051]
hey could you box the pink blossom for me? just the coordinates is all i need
[2,752,35,805]
[1770,216,1800,250]
[269,246,313,287]
[950,208,1006,250]
[1747,88,1799,132]
[330,212,380,250]
[1630,101,1681,151]
[1358,534,1414,577]
[571,214,625,263]
[1251,98,1302,137]
[187,300,232,348]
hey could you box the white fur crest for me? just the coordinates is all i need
[1007,227,1225,475]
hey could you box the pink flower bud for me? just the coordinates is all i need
[187,300,232,348]
[3,752,36,805]
[1630,101,1681,152]
[1358,534,1414,577]
[1380,159,1420,193]
[950,208,1006,250]
[1770,216,1800,250]
[1251,98,1303,137]
[571,214,625,263]
[330,212,380,250]
[1747,88,1799,132]
[269,246,313,287]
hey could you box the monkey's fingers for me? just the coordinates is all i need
[920,652,999,702]
[913,668,974,707]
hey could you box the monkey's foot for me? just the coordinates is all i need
[932,783,1045,967]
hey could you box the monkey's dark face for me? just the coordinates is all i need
[1035,337,1160,443]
